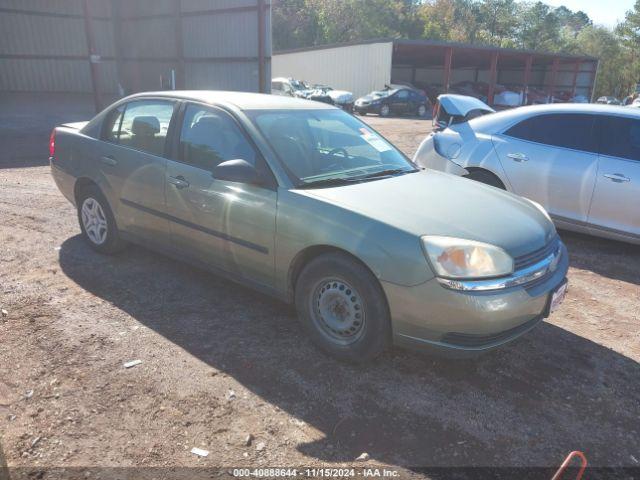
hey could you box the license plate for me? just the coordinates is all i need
[550,282,568,313]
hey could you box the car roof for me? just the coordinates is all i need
[468,102,640,132]
[122,90,337,110]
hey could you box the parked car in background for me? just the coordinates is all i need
[50,91,567,362]
[597,96,621,105]
[271,77,308,97]
[295,84,355,112]
[354,86,429,117]
[414,102,640,245]
[432,94,495,131]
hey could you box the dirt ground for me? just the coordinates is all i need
[0,99,639,479]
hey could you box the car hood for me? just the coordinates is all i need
[357,94,382,103]
[297,170,555,258]
[327,90,354,103]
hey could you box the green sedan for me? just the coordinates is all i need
[50,91,568,362]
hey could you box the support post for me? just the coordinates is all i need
[257,0,266,93]
[82,0,101,112]
[111,0,125,96]
[487,52,499,106]
[174,0,185,89]
[442,47,453,93]
[571,60,581,97]
[523,54,533,104]
[547,57,560,102]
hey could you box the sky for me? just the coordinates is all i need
[533,0,635,28]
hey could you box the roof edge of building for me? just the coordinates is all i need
[275,38,597,62]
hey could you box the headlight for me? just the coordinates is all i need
[421,236,514,279]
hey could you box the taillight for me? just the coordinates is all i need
[49,129,56,158]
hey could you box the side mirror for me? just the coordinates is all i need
[212,159,262,185]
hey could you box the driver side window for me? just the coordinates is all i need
[178,104,257,173]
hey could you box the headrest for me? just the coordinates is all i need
[132,116,160,136]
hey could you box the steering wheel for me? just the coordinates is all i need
[318,147,349,173]
[328,147,348,158]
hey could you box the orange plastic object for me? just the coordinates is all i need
[551,451,588,480]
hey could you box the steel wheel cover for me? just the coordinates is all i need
[310,278,366,345]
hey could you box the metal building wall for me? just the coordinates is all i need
[272,42,394,98]
[0,0,116,93]
[112,0,271,94]
[0,0,271,97]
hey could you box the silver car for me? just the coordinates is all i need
[415,101,640,245]
[50,91,568,362]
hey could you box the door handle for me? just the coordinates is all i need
[100,155,117,166]
[603,173,630,183]
[507,152,529,162]
[168,175,190,189]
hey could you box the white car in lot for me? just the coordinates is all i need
[414,100,640,245]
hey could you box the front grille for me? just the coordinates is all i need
[441,316,543,348]
[514,236,560,271]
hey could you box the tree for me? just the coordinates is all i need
[575,26,637,98]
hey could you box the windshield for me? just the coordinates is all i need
[371,90,393,98]
[247,109,415,186]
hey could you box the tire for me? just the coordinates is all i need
[379,104,390,117]
[77,185,127,254]
[294,252,391,363]
[465,169,506,189]
[417,104,428,117]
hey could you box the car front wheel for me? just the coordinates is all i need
[417,104,428,117]
[77,185,126,254]
[295,252,391,363]
[379,104,390,117]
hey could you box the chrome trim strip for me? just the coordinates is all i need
[437,245,562,292]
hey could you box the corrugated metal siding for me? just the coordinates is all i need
[0,59,90,91]
[273,42,393,98]
[181,0,257,12]
[0,12,87,56]
[187,62,260,91]
[121,18,178,58]
[183,11,258,58]
[0,0,271,94]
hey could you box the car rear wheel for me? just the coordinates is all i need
[77,185,126,254]
[417,104,428,117]
[379,104,390,117]
[295,252,391,363]
[465,169,506,189]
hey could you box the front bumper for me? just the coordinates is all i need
[383,242,569,354]
[354,103,379,114]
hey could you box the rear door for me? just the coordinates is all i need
[492,113,599,224]
[165,102,277,287]
[587,115,640,238]
[99,99,176,242]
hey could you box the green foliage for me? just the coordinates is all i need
[273,0,640,97]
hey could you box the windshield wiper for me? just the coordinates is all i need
[296,176,362,189]
[357,168,418,180]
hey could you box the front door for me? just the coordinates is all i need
[493,112,599,224]
[588,115,640,239]
[390,89,410,114]
[165,103,277,287]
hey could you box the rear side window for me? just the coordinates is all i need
[103,100,175,157]
[102,105,125,143]
[599,116,640,161]
[504,113,598,153]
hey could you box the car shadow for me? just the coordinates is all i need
[58,236,640,473]
[559,229,640,286]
